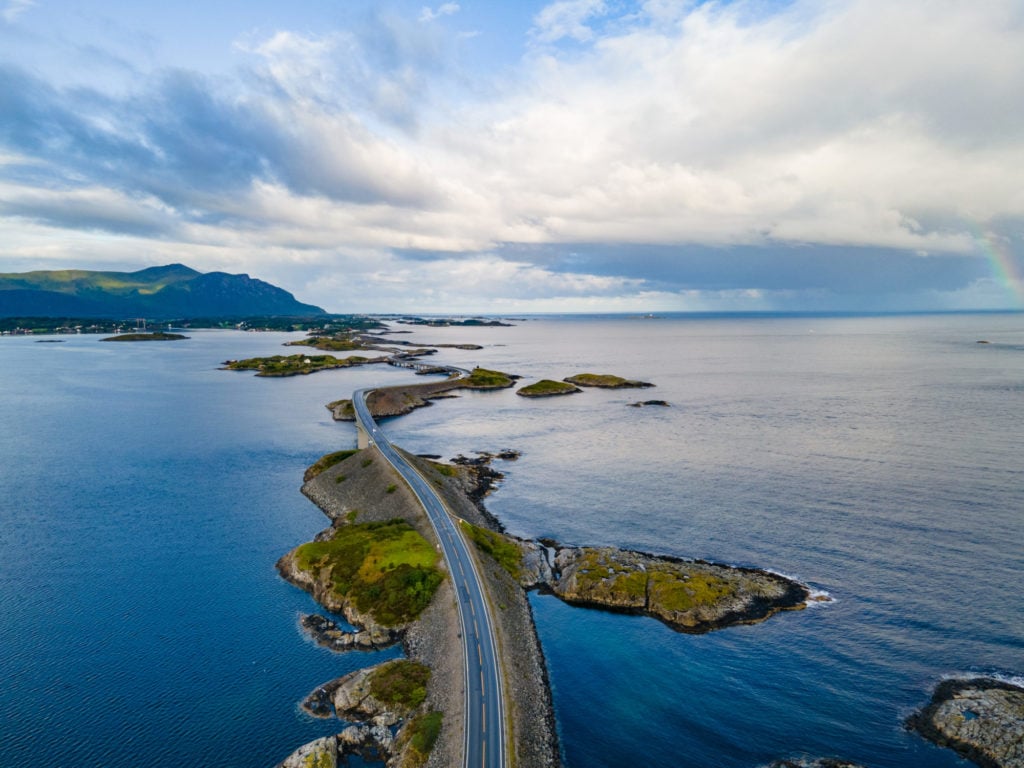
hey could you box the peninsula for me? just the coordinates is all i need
[245,332,817,768]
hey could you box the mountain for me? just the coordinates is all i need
[0,264,326,318]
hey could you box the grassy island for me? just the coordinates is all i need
[462,367,516,389]
[101,332,188,341]
[564,372,654,388]
[552,546,809,632]
[516,379,581,398]
[221,353,377,376]
[293,519,443,627]
[286,335,368,352]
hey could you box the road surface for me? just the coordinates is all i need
[352,386,506,768]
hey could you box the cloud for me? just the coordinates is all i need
[419,3,460,23]
[2,0,33,24]
[2,0,1024,311]
[530,0,608,43]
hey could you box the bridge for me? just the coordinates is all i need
[351,377,507,768]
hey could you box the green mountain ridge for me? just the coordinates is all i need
[0,263,326,318]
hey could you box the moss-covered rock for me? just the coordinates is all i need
[516,379,581,397]
[551,546,810,632]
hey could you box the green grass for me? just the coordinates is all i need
[404,711,443,766]
[647,570,732,612]
[517,379,579,396]
[361,458,374,468]
[305,449,359,481]
[335,474,347,484]
[368,660,431,710]
[463,367,515,388]
[294,519,443,626]
[428,461,457,478]
[461,521,522,579]
[386,484,398,494]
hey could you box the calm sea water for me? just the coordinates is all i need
[2,314,1023,767]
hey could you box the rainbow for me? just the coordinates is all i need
[974,230,1024,308]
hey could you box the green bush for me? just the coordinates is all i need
[294,519,443,626]
[368,660,431,710]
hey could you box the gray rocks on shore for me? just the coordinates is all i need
[766,759,866,768]
[300,613,398,652]
[907,677,1024,768]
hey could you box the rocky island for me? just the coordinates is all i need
[564,372,654,388]
[516,379,581,397]
[536,546,810,633]
[221,352,386,376]
[907,677,1024,768]
[101,331,188,341]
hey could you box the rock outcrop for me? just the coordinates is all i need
[767,759,866,768]
[548,546,810,633]
[907,677,1024,768]
[300,613,397,652]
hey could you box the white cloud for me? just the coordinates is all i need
[419,3,460,23]
[2,0,34,24]
[531,0,608,43]
[4,0,1024,310]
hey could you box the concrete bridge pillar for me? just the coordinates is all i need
[356,422,369,449]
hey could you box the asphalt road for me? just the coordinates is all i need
[352,387,506,768]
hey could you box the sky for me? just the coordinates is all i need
[1,0,1023,314]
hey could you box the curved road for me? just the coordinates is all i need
[352,386,506,768]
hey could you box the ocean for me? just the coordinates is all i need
[1,313,1022,767]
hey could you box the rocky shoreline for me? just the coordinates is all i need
[907,677,1024,768]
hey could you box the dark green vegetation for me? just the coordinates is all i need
[304,449,360,482]
[516,379,581,397]
[221,353,372,376]
[367,660,431,710]
[293,519,443,626]
[463,367,516,389]
[564,373,654,388]
[100,332,188,341]
[461,521,522,579]
[0,263,324,318]
[403,711,443,767]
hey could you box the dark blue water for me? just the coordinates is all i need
[0,331,413,767]
[2,315,1023,767]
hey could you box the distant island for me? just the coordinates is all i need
[394,316,513,327]
[101,332,189,342]
[517,379,581,397]
[565,372,655,388]
[0,263,325,319]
